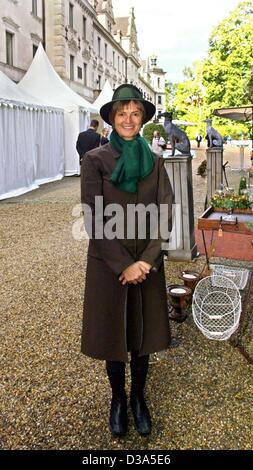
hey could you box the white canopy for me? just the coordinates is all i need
[0,70,64,200]
[93,79,113,111]
[18,43,97,175]
[0,68,47,107]
[18,43,96,112]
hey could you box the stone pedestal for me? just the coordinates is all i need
[164,155,197,261]
[206,147,223,203]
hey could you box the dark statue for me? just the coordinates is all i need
[160,112,191,156]
[204,119,223,148]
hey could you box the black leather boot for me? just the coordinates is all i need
[106,361,127,437]
[130,353,152,436]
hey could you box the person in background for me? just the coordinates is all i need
[196,133,202,148]
[227,135,232,145]
[81,84,174,437]
[100,127,110,145]
[76,119,101,166]
[151,130,166,156]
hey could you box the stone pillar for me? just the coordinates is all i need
[45,0,66,77]
[206,147,223,203]
[164,155,197,261]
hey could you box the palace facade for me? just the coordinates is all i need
[0,0,166,118]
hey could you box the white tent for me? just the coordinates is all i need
[0,70,64,200]
[18,43,97,175]
[93,79,113,111]
[92,79,113,131]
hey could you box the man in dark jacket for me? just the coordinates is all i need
[76,119,101,165]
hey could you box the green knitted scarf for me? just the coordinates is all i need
[109,130,154,193]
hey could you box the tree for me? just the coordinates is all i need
[165,80,177,112]
[172,61,207,138]
[165,2,253,139]
[244,75,253,102]
[202,1,253,137]
[182,66,194,80]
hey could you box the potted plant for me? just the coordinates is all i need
[238,176,247,195]
[210,193,253,213]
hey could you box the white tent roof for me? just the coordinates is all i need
[17,43,97,112]
[93,79,113,111]
[0,69,56,109]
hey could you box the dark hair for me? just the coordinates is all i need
[109,101,146,126]
[90,119,99,128]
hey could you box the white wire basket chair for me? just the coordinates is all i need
[210,264,249,290]
[192,275,241,341]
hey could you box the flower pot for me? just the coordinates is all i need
[212,207,252,214]
[166,284,192,323]
[179,271,200,297]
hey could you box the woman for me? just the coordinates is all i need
[100,127,110,145]
[151,130,166,156]
[81,84,174,437]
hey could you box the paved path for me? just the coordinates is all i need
[1,144,253,451]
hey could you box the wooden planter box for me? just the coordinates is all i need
[198,206,253,235]
[211,207,253,214]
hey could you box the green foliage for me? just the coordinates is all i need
[202,1,253,137]
[244,75,253,102]
[165,81,177,112]
[169,2,253,139]
[238,176,247,194]
[182,66,194,80]
[210,193,253,210]
[173,61,208,139]
[142,123,167,143]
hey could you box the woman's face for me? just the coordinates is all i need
[113,101,143,140]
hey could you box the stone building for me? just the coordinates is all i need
[0,0,43,83]
[0,0,166,112]
[140,55,166,119]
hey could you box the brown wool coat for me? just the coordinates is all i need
[81,142,174,362]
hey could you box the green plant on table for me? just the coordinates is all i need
[210,194,253,210]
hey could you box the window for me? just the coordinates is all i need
[158,95,162,105]
[83,16,87,39]
[70,55,74,80]
[69,3,74,28]
[157,77,160,88]
[83,63,87,86]
[33,44,38,57]
[150,56,157,67]
[98,37,101,57]
[122,59,124,73]
[77,66,82,79]
[113,51,115,68]
[105,43,107,62]
[118,56,120,71]
[32,0,37,16]
[6,31,14,66]
[97,75,101,90]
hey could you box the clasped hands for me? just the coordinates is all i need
[119,261,152,286]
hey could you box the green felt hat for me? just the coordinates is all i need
[100,83,156,125]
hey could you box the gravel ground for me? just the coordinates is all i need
[1,144,253,450]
